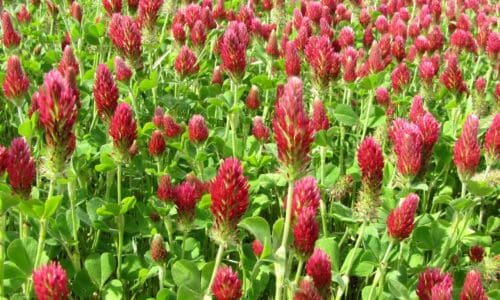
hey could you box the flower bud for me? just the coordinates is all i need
[151,234,167,262]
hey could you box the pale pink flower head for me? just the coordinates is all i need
[453,114,480,180]
[2,55,30,107]
[174,45,200,78]
[416,268,453,300]
[272,77,314,179]
[212,266,242,300]
[387,193,419,240]
[188,114,208,144]
[94,64,119,122]
[2,12,21,48]
[460,270,487,300]
[32,261,69,300]
[484,114,500,165]
[306,248,332,297]
[210,158,249,245]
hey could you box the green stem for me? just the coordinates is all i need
[116,164,123,280]
[319,146,328,236]
[181,230,189,259]
[67,180,81,272]
[163,207,175,250]
[339,125,346,175]
[368,240,395,299]
[33,181,55,270]
[158,262,165,290]
[0,214,5,297]
[335,222,366,300]
[361,90,373,141]
[17,105,24,125]
[230,81,239,158]
[206,244,225,296]
[128,85,140,128]
[294,258,304,286]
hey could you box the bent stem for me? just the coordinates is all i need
[368,240,395,299]
[335,222,366,300]
[206,243,225,296]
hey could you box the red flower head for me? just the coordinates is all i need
[0,146,7,177]
[415,113,441,177]
[184,4,202,28]
[414,35,430,55]
[252,239,263,257]
[359,8,371,27]
[454,114,480,180]
[220,21,249,82]
[149,129,165,157]
[293,207,319,257]
[311,98,329,131]
[201,7,216,30]
[391,63,411,94]
[175,45,200,78]
[304,35,340,87]
[109,103,138,161]
[136,0,163,31]
[475,77,485,96]
[185,173,209,199]
[439,54,466,94]
[391,35,407,63]
[357,137,384,194]
[37,71,78,174]
[151,234,167,262]
[190,20,207,50]
[363,25,375,48]
[486,31,500,61]
[94,64,119,122]
[172,22,186,45]
[389,119,423,179]
[468,245,485,263]
[338,26,355,49]
[306,248,332,297]
[409,95,425,123]
[64,67,81,109]
[212,266,242,300]
[212,66,223,86]
[387,193,419,240]
[108,13,143,70]
[45,0,59,16]
[58,46,79,77]
[368,41,386,73]
[428,25,444,52]
[70,2,82,24]
[291,176,320,220]
[419,58,436,87]
[163,114,183,138]
[450,29,477,53]
[252,116,270,143]
[2,55,30,107]
[476,23,490,52]
[246,85,260,110]
[285,41,301,77]
[173,181,198,225]
[157,174,174,202]
[213,0,226,21]
[210,158,249,245]
[294,278,322,300]
[114,56,132,82]
[484,114,500,165]
[61,31,71,52]
[32,261,68,300]
[272,77,314,179]
[417,268,453,300]
[2,12,21,48]
[16,4,31,23]
[376,87,390,108]
[266,30,279,58]
[103,0,122,16]
[341,46,358,82]
[460,270,487,300]
[188,114,208,144]
[7,138,35,199]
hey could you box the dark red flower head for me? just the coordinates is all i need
[58,46,80,77]
[212,266,242,300]
[188,114,208,144]
[174,45,200,78]
[252,239,263,257]
[389,119,423,179]
[172,22,186,45]
[291,176,320,220]
[376,87,390,108]
[136,0,163,31]
[210,158,249,245]
[212,66,223,86]
[173,181,198,225]
[475,78,485,96]
[484,114,500,165]
[108,13,143,70]
[190,20,207,50]
[2,55,30,107]
[311,98,329,131]
[304,35,340,87]
[468,245,485,263]
[163,114,184,138]
[453,114,480,180]
[151,234,167,262]
[486,31,500,60]
[0,146,7,177]
[220,21,249,82]
[294,278,322,300]
[306,248,332,297]
[157,174,175,202]
[7,138,35,199]
[149,129,166,157]
[109,103,138,161]
[272,77,314,179]
[16,4,31,23]
[2,12,21,48]
[460,270,487,300]
[266,30,279,58]
[439,54,466,94]
[391,63,411,94]
[103,0,122,16]
[32,261,69,300]
[285,41,301,77]
[416,268,453,300]
[246,85,260,110]
[114,56,132,82]
[293,207,319,257]
[338,26,355,48]
[357,137,384,194]
[94,64,119,122]
[70,2,82,23]
[252,116,270,143]
[387,193,419,240]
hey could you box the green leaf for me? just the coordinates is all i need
[239,216,271,246]
[97,203,121,217]
[139,78,157,91]
[0,191,20,214]
[334,104,358,126]
[84,253,115,289]
[73,269,99,297]
[177,285,202,300]
[387,278,410,300]
[315,238,340,271]
[18,199,45,219]
[120,196,136,215]
[43,195,63,218]
[7,238,37,277]
[467,180,495,197]
[18,120,32,137]
[250,74,276,90]
[272,218,284,251]
[102,279,123,300]
[171,260,201,292]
